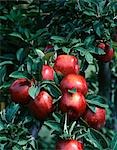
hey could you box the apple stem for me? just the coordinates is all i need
[64,113,68,134]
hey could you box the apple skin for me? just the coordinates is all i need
[54,55,80,76]
[60,74,88,95]
[44,45,53,52]
[98,43,105,49]
[27,91,53,120]
[55,140,84,150]
[83,107,106,129]
[59,92,86,120]
[42,65,54,80]
[9,78,32,104]
[96,43,114,62]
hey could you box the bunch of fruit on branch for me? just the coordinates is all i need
[9,41,114,150]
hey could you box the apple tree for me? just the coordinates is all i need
[0,0,117,149]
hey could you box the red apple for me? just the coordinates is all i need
[44,44,53,52]
[60,74,88,95]
[98,43,105,49]
[83,107,106,129]
[42,65,54,80]
[9,78,32,104]
[60,92,86,120]
[56,140,84,150]
[27,91,53,120]
[54,55,80,76]
[96,43,114,62]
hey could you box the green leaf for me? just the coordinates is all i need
[27,56,43,80]
[28,28,48,41]
[0,121,5,130]
[9,71,28,79]
[16,48,26,62]
[110,133,117,150]
[84,129,103,149]
[72,42,84,48]
[54,45,60,51]
[28,85,40,99]
[54,72,59,85]
[0,136,8,142]
[76,132,89,140]
[35,58,43,81]
[6,103,20,122]
[97,48,106,55]
[87,103,96,113]
[9,32,24,41]
[83,10,96,16]
[84,35,95,46]
[0,143,5,150]
[0,61,13,66]
[60,133,72,139]
[68,88,77,94]
[51,36,65,44]
[18,140,28,146]
[12,145,21,150]
[86,94,108,109]
[52,112,62,123]
[69,121,76,135]
[85,52,93,64]
[87,100,108,109]
[27,55,33,75]
[90,128,109,149]
[74,47,87,56]
[35,49,45,58]
[0,16,7,20]
[62,47,71,54]
[93,21,103,37]
[0,80,12,89]
[42,81,62,99]
[0,66,6,85]
[43,52,55,61]
[44,120,61,132]
[29,140,37,149]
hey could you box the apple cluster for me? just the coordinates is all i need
[9,52,106,150]
[96,42,114,62]
[9,53,106,128]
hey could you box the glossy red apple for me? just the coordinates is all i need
[27,91,53,120]
[83,107,106,129]
[55,140,84,150]
[9,78,32,104]
[54,55,80,76]
[96,43,114,62]
[60,74,88,95]
[42,65,54,80]
[60,92,86,120]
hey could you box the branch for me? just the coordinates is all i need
[31,121,43,139]
[98,62,111,101]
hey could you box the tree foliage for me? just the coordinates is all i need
[0,0,117,150]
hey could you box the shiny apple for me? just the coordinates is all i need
[27,91,53,120]
[54,55,80,76]
[83,107,106,129]
[55,140,84,150]
[60,74,88,95]
[9,78,32,104]
[60,92,86,120]
[42,65,54,80]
